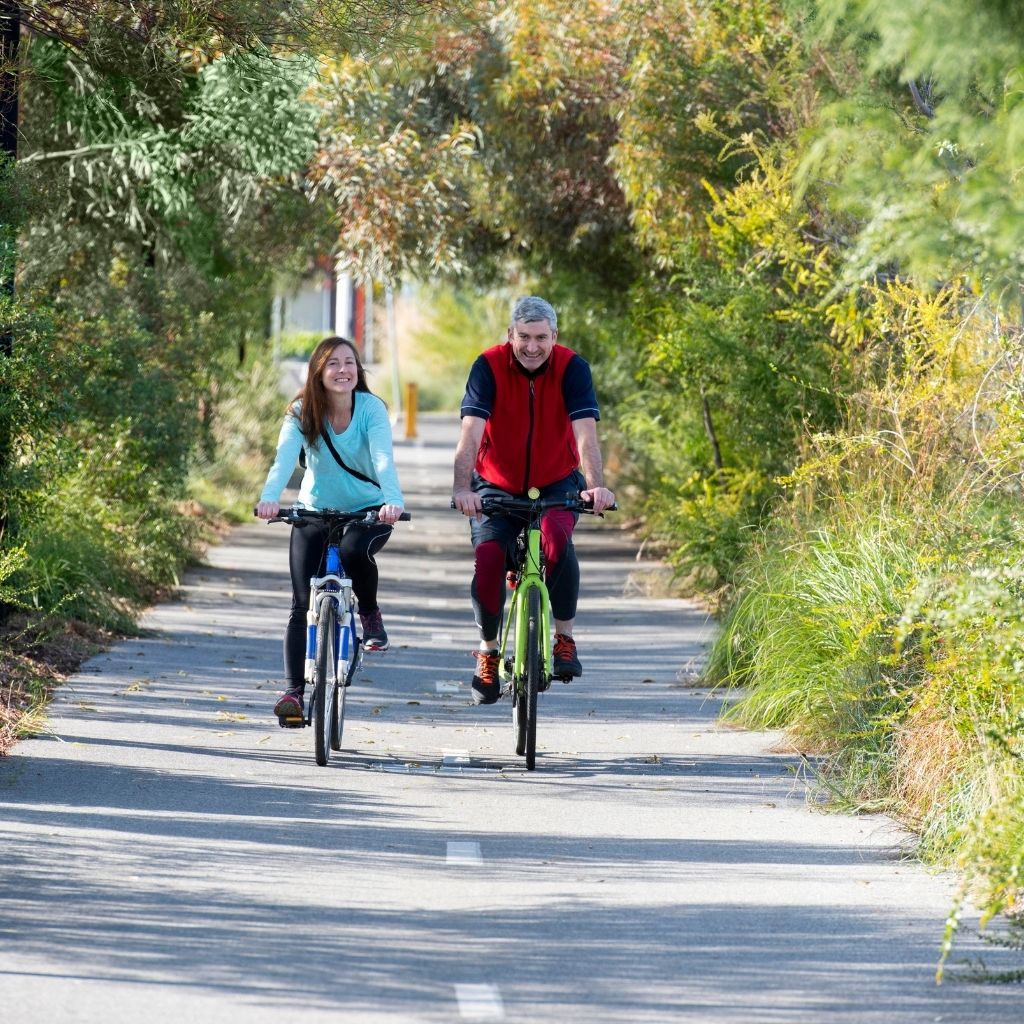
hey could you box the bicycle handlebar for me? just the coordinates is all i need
[449,493,617,516]
[255,506,412,525]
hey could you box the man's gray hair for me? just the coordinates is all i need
[511,296,557,331]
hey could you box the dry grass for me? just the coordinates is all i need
[0,615,117,756]
[891,694,971,828]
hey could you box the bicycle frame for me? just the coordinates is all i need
[498,515,552,689]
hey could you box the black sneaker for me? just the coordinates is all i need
[553,633,582,679]
[471,650,501,705]
[360,609,389,652]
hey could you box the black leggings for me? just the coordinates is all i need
[284,519,393,689]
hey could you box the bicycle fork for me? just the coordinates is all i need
[304,547,353,686]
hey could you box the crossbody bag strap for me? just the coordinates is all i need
[318,427,379,487]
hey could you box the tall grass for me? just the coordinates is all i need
[705,290,1024,964]
[709,507,925,800]
[709,494,1024,959]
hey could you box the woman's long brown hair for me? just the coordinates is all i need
[290,336,371,446]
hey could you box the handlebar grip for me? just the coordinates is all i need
[398,512,412,521]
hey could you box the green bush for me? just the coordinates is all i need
[189,355,287,520]
[276,330,322,359]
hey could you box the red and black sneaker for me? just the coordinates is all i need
[360,609,390,652]
[273,689,304,721]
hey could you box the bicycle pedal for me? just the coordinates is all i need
[277,715,304,729]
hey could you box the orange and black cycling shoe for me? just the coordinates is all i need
[553,633,582,680]
[471,650,501,705]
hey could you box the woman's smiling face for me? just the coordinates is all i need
[321,343,359,396]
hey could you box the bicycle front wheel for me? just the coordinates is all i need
[314,599,338,767]
[331,609,359,751]
[524,586,541,770]
[513,664,527,757]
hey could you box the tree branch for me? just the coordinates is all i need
[908,79,934,118]
[700,385,724,472]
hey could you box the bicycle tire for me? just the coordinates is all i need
[524,586,541,770]
[330,609,359,751]
[314,599,337,767]
[513,662,527,757]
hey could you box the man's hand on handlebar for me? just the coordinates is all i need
[378,503,404,525]
[255,500,280,520]
[452,488,483,520]
[581,486,615,514]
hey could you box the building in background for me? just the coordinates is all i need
[271,259,376,363]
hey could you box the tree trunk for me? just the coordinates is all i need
[1,6,18,357]
[700,385,724,472]
[0,6,16,611]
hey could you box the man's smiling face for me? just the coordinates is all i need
[508,318,557,371]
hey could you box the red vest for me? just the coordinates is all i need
[475,343,581,493]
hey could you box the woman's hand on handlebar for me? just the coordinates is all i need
[255,500,280,520]
[378,503,404,525]
[581,486,615,513]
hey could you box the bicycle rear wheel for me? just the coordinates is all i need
[314,599,338,767]
[524,586,541,770]
[330,608,359,751]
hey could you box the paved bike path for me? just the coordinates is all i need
[0,415,1018,1023]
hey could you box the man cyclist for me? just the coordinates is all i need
[452,296,615,705]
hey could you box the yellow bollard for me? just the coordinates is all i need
[404,381,418,439]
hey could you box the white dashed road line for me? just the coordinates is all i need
[454,983,505,1021]
[446,841,483,865]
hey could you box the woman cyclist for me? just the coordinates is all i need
[256,336,404,720]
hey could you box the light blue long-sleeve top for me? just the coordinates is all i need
[259,393,404,511]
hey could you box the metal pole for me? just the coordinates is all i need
[386,286,401,425]
[364,280,375,363]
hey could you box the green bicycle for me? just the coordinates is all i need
[471,488,614,771]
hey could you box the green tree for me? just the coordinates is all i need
[794,0,1024,305]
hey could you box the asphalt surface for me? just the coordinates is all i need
[1,414,1019,1023]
